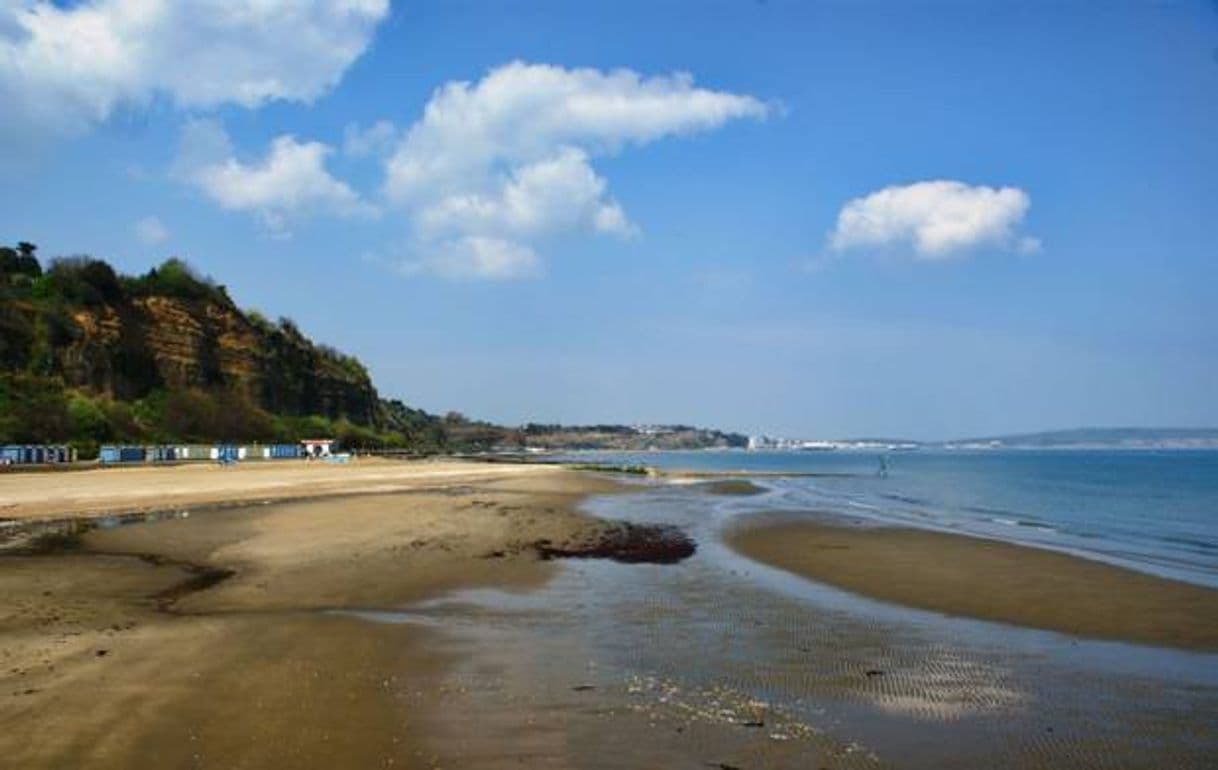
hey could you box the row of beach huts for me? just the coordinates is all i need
[0,445,76,465]
[1,439,335,467]
[98,443,309,464]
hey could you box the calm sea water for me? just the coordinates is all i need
[558,449,1218,589]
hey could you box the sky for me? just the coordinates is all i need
[1,0,1216,440]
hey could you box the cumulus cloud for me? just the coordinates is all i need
[133,216,169,246]
[175,119,375,238]
[384,61,769,279]
[414,147,636,240]
[828,180,1039,259]
[0,0,389,140]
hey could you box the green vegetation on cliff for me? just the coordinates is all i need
[0,243,452,455]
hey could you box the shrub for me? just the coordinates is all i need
[67,393,111,442]
[35,256,122,306]
[127,259,230,305]
[0,374,70,442]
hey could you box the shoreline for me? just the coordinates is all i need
[0,464,630,767]
[726,515,1218,651]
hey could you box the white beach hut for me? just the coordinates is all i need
[300,438,335,459]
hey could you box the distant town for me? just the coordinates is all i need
[746,436,920,452]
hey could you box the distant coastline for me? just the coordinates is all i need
[744,427,1218,452]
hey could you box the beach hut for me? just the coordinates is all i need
[180,445,211,461]
[267,443,301,459]
[300,438,335,459]
[0,444,72,465]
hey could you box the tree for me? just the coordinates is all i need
[39,256,120,306]
[1,243,42,280]
[79,259,123,303]
[0,247,18,274]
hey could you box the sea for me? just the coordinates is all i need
[372,446,1218,767]
[554,448,1218,589]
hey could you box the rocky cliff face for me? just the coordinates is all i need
[79,296,376,424]
[12,289,379,426]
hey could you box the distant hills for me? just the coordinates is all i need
[521,423,747,451]
[942,427,1218,450]
[749,427,1218,452]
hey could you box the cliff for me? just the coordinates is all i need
[0,248,386,446]
[41,294,378,424]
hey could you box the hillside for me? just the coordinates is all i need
[521,423,748,451]
[0,243,444,453]
[945,427,1218,450]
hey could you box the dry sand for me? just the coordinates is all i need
[0,456,557,521]
[728,518,1218,651]
[0,462,622,768]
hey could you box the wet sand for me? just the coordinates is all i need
[0,464,624,768]
[727,517,1218,650]
[362,486,1218,769]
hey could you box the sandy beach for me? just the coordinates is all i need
[0,461,625,768]
[0,457,563,521]
[3,460,1217,769]
[727,516,1218,651]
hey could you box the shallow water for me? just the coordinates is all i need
[558,449,1218,589]
[360,480,1218,768]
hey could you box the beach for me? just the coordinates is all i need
[0,460,622,768]
[2,458,1217,768]
[0,457,569,521]
[726,517,1218,651]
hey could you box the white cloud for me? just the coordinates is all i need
[343,119,400,158]
[400,236,541,281]
[133,216,169,246]
[385,61,769,279]
[414,147,635,240]
[0,0,389,140]
[175,119,375,238]
[828,180,1038,259]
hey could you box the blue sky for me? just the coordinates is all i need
[2,1,1216,439]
